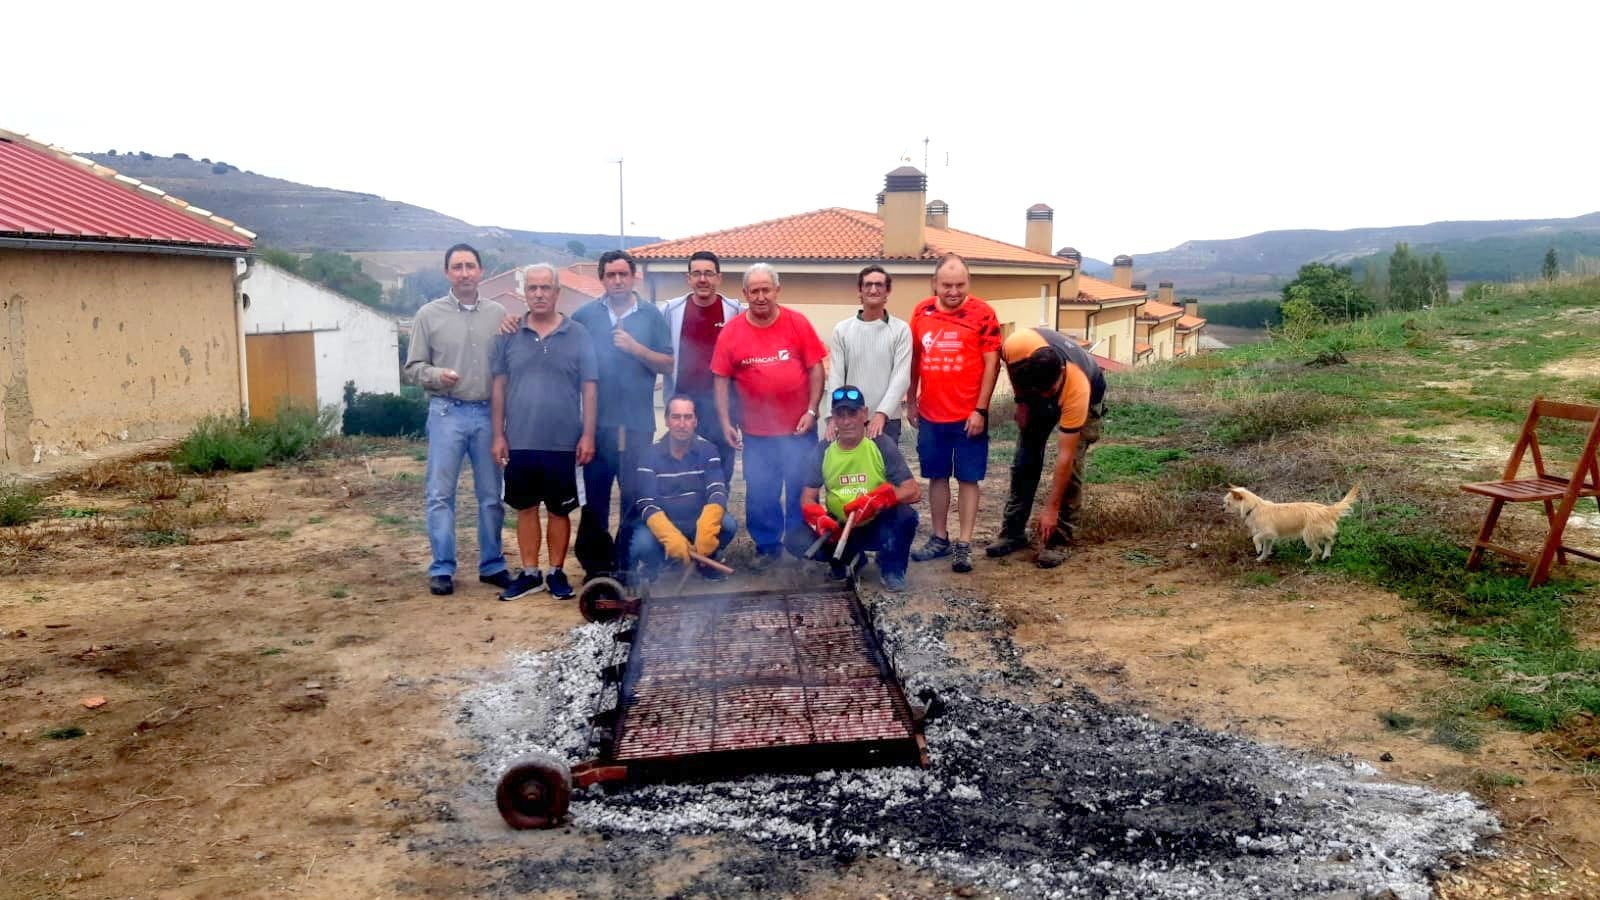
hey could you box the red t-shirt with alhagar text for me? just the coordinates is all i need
[910,295,1002,424]
[711,307,827,436]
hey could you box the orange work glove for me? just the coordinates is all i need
[801,502,841,539]
[842,483,898,525]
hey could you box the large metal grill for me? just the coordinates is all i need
[608,586,923,766]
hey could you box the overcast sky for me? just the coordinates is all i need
[7,0,1596,261]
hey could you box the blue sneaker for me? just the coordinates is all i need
[880,571,908,592]
[498,570,544,601]
[546,568,574,599]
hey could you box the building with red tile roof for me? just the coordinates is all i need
[478,263,605,318]
[0,128,255,465]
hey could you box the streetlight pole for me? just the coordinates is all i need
[612,158,625,249]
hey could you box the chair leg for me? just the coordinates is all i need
[1531,494,1583,588]
[1467,499,1505,571]
[1542,499,1569,565]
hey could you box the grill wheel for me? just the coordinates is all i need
[577,577,628,623]
[496,754,573,829]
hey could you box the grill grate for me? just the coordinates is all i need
[611,587,918,763]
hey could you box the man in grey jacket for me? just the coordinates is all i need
[823,265,912,443]
[659,250,744,482]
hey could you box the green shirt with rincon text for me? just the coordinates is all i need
[807,434,913,520]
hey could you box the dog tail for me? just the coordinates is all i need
[1333,483,1360,517]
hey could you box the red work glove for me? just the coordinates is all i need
[843,483,898,525]
[801,502,841,539]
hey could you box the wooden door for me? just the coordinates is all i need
[246,332,318,422]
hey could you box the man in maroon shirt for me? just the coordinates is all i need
[661,250,744,483]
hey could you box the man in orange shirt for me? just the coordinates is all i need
[907,254,1001,573]
[989,326,1106,568]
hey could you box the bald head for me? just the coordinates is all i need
[932,254,971,310]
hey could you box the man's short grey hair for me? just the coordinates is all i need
[743,262,781,289]
[517,262,561,292]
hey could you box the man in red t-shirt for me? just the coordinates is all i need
[907,254,1001,574]
[711,263,827,569]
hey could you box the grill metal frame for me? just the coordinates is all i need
[496,583,928,829]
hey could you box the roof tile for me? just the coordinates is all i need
[0,137,251,250]
[629,207,1070,267]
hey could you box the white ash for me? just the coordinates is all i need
[457,591,1497,899]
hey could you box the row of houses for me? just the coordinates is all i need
[0,136,1204,469]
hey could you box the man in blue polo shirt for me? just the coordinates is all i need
[491,264,598,601]
[570,250,674,580]
[629,394,738,582]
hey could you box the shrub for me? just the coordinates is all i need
[1210,390,1345,445]
[0,480,43,526]
[172,406,336,473]
[1087,446,1190,483]
[342,381,427,437]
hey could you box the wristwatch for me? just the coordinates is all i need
[975,408,989,419]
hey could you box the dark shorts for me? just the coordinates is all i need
[916,418,989,482]
[505,450,580,513]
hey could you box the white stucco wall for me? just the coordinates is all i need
[241,263,400,413]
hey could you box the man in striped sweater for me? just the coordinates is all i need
[822,265,913,443]
[629,394,739,582]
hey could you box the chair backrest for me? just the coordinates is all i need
[1505,397,1600,486]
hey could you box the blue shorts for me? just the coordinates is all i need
[916,418,989,482]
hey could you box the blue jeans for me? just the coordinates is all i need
[742,433,816,555]
[423,397,507,578]
[783,503,918,577]
[628,512,738,578]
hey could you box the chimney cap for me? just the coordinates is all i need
[1158,280,1173,288]
[926,199,949,211]
[1113,254,1134,266]
[1131,281,1147,291]
[884,166,927,193]
[875,192,885,205]
[1055,247,1082,264]
[1026,203,1053,221]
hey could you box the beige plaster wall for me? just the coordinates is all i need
[0,249,241,465]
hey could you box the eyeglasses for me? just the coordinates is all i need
[831,388,863,403]
[689,269,719,279]
[861,281,889,291]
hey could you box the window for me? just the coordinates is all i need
[999,321,1015,341]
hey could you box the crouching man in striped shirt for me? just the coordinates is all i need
[629,394,739,582]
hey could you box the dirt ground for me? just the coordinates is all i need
[2,447,1598,898]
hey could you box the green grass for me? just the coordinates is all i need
[59,506,100,519]
[259,647,286,656]
[1135,279,1600,746]
[0,480,44,526]
[173,406,336,473]
[42,726,85,740]
[1087,446,1190,483]
[1103,402,1184,438]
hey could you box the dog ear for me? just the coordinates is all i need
[1227,486,1244,498]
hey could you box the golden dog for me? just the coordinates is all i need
[1224,484,1359,562]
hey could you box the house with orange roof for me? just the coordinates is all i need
[478,262,604,318]
[1134,281,1185,362]
[0,127,255,465]
[632,168,1147,369]
[1175,301,1207,358]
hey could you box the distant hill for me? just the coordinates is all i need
[80,151,659,256]
[1132,212,1600,288]
[1348,230,1600,283]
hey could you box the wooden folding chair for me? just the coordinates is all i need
[1460,397,1600,587]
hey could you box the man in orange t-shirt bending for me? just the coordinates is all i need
[906,254,1001,574]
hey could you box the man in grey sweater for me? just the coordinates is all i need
[822,265,913,443]
[403,243,514,597]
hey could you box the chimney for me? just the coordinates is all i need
[1183,298,1199,319]
[1112,254,1134,289]
[1056,247,1081,302]
[1158,281,1175,305]
[875,192,886,217]
[926,199,949,230]
[881,167,926,258]
[1025,204,1053,255]
[1131,281,1148,295]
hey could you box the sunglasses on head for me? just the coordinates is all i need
[831,388,863,403]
